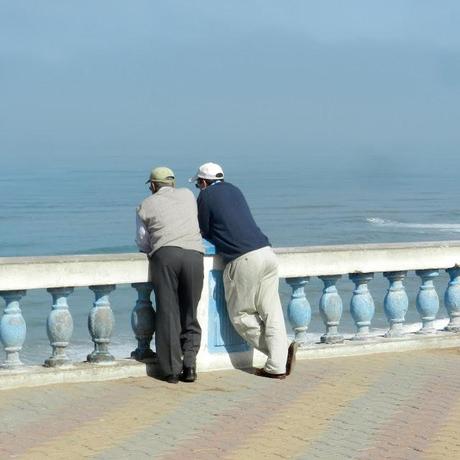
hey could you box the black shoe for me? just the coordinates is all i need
[164,374,180,384]
[286,341,298,376]
[255,368,286,380]
[180,366,197,383]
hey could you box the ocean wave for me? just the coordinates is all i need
[367,217,460,232]
[63,245,138,255]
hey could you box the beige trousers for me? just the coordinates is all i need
[223,246,288,374]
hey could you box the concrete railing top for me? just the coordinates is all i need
[2,241,460,291]
[0,252,151,291]
[274,240,460,277]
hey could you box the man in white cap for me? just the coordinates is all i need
[190,163,297,379]
[136,166,204,384]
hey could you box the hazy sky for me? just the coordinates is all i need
[1,1,460,161]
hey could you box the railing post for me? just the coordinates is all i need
[0,290,27,368]
[444,267,460,332]
[383,271,408,337]
[45,287,74,367]
[416,269,439,334]
[349,273,375,340]
[87,285,116,363]
[130,282,156,361]
[286,277,311,345]
[319,275,343,344]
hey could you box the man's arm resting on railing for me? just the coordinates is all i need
[135,210,152,254]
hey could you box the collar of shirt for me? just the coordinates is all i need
[155,186,174,195]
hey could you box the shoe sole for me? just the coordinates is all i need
[286,341,298,376]
[255,368,286,380]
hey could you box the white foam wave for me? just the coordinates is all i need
[367,217,460,232]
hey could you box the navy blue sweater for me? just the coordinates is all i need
[197,182,270,262]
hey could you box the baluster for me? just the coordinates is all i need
[349,273,375,340]
[319,275,343,344]
[45,287,74,367]
[383,271,409,337]
[416,269,439,334]
[131,282,156,361]
[286,277,311,345]
[203,239,216,256]
[445,268,460,332]
[0,290,27,368]
[87,285,116,363]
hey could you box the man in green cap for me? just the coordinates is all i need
[136,166,204,383]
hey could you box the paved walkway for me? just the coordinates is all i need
[1,349,460,459]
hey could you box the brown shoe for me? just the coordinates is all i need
[255,368,286,380]
[286,341,298,376]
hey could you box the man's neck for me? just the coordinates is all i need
[154,185,174,194]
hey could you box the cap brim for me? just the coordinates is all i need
[188,175,199,183]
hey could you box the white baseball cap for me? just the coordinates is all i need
[189,162,224,182]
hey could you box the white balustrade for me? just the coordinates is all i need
[1,242,460,374]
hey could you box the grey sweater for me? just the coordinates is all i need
[137,186,203,256]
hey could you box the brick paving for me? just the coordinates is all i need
[1,349,460,459]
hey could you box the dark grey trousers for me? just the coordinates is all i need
[150,246,204,378]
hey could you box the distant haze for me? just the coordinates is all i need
[1,1,460,164]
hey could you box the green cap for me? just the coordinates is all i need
[145,166,175,184]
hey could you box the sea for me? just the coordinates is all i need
[1,149,459,364]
